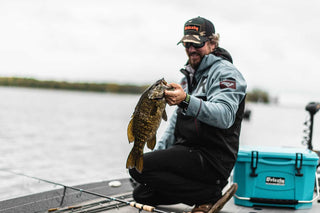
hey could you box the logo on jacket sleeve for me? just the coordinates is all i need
[220,79,236,89]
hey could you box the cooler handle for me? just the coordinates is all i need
[257,154,302,166]
[249,198,298,205]
[234,172,319,204]
[295,153,303,176]
[258,159,295,165]
[250,151,258,177]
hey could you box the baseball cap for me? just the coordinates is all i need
[177,16,215,45]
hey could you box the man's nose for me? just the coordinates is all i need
[188,45,196,51]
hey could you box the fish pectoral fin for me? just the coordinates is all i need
[162,109,168,121]
[127,118,135,143]
[147,135,156,150]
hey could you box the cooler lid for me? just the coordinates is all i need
[237,145,319,162]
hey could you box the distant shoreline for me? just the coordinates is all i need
[0,77,270,103]
[0,77,148,94]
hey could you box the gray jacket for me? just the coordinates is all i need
[156,53,247,150]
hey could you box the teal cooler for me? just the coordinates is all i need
[233,146,319,209]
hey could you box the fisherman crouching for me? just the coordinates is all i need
[129,16,247,213]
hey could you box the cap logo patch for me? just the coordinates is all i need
[185,25,199,32]
[220,80,236,89]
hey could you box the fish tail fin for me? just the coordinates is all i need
[126,149,144,173]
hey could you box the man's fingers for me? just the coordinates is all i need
[164,82,186,105]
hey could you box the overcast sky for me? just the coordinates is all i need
[1,0,320,103]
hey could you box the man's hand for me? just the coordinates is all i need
[164,83,186,106]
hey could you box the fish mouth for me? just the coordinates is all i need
[162,80,174,91]
[148,78,173,100]
[163,84,173,90]
[153,96,165,100]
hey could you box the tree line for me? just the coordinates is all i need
[0,77,148,94]
[0,77,270,103]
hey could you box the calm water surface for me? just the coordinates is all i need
[0,86,319,201]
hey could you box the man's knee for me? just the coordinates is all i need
[132,184,155,205]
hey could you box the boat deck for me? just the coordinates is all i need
[100,198,320,213]
[43,195,320,213]
[1,178,320,213]
[51,188,320,213]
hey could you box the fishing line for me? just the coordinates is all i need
[0,169,172,213]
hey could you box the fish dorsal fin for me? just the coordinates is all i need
[147,135,156,150]
[162,109,167,121]
[127,118,135,143]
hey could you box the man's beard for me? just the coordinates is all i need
[188,52,203,70]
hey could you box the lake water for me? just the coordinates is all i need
[0,86,319,201]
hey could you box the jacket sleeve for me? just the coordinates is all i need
[185,64,247,129]
[154,109,177,150]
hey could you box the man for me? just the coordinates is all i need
[129,16,247,213]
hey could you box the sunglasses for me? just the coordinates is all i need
[183,42,206,49]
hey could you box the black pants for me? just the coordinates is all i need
[129,145,227,206]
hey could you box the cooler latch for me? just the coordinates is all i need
[250,151,259,177]
[295,153,303,176]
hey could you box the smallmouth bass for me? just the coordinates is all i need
[126,78,171,172]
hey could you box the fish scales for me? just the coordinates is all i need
[126,78,170,173]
